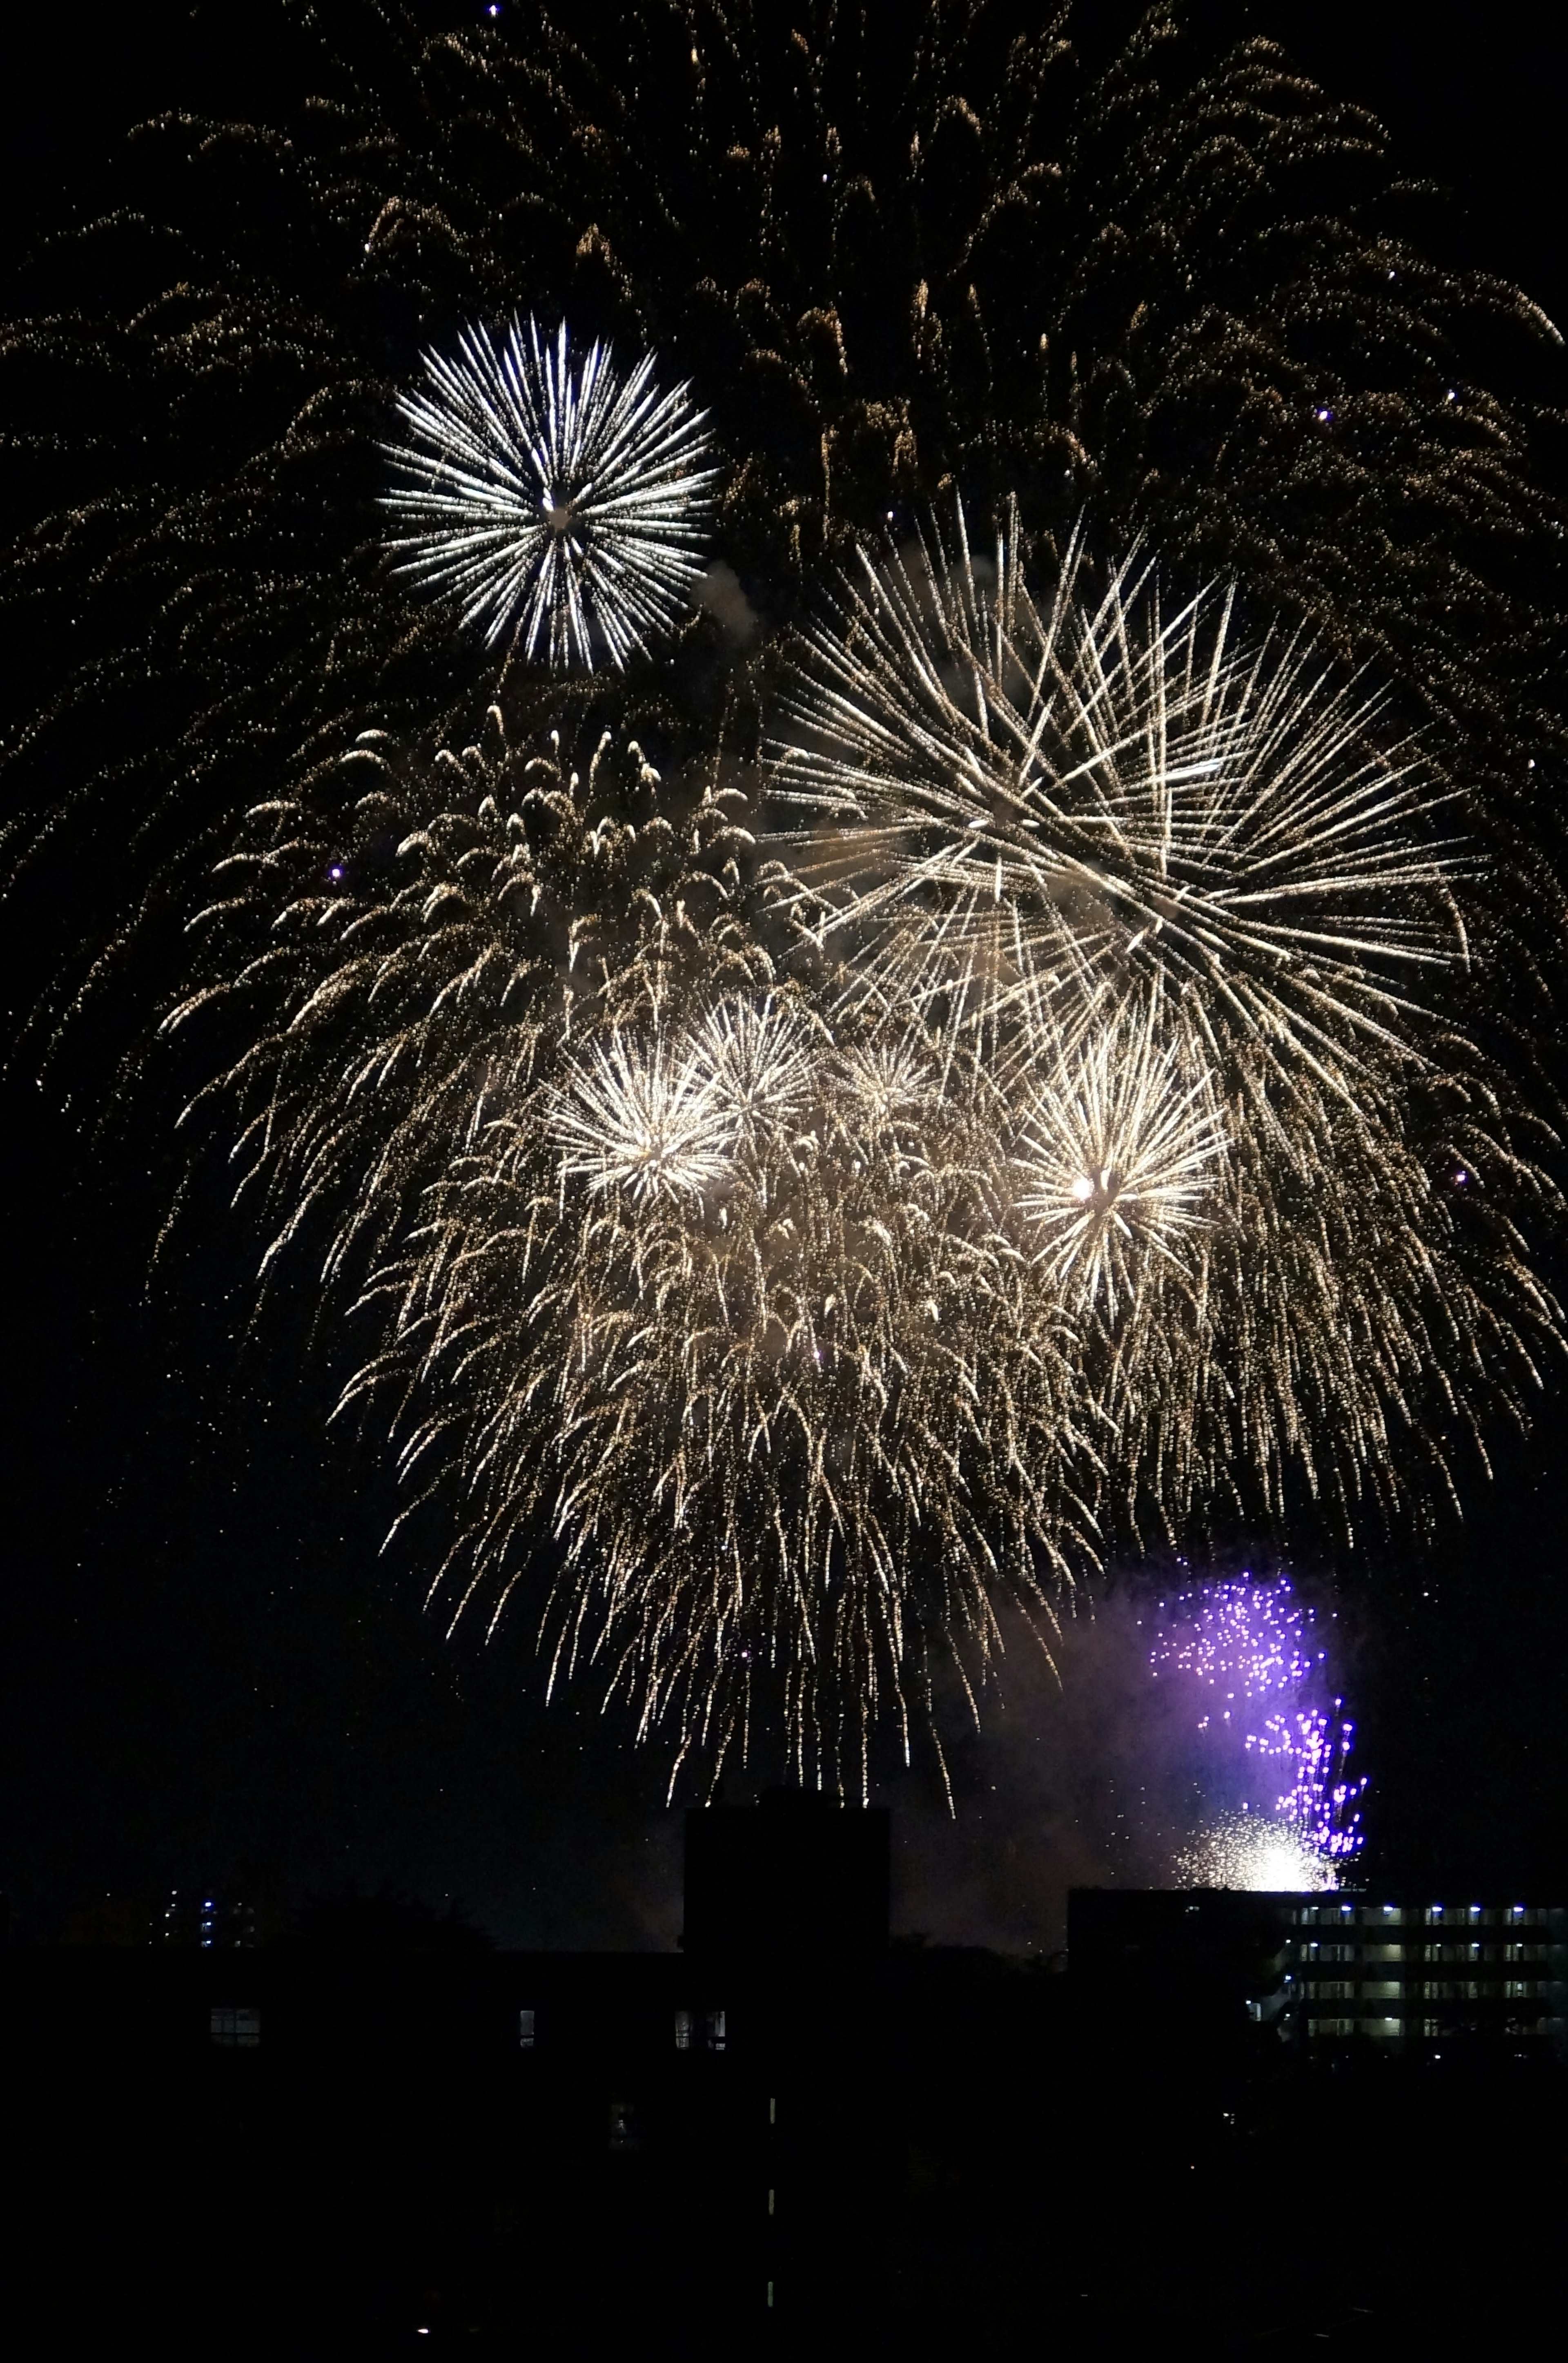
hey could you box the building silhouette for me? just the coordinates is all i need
[7,1831,1567,2352]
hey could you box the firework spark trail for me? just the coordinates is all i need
[384,318,715,666]
[1151,1574,1366,1881]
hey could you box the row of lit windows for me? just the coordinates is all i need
[1308,2017,1545,2040]
[209,2006,731,2053]
[1305,1981,1546,2008]
[1296,1940,1551,1964]
[1293,1904,1550,1928]
[1294,1947,1549,1966]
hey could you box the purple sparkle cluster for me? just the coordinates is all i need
[1149,1574,1366,1867]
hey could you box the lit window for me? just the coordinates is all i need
[1504,1980,1540,2001]
[209,2006,259,2049]
[675,2006,726,2052]
[608,2099,647,2153]
[519,2009,536,2049]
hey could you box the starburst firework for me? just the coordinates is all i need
[1012,995,1226,1317]
[551,1034,734,1203]
[384,319,715,667]
[772,504,1459,1073]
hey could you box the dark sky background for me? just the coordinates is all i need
[2,1,1567,1952]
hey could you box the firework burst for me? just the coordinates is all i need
[1175,1811,1340,1894]
[173,711,1090,1788]
[384,318,715,667]
[1152,1573,1366,1884]
[551,1034,734,1203]
[771,503,1461,1075]
[1011,994,1227,1317]
[771,506,1562,1536]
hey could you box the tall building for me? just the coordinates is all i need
[683,1788,891,1959]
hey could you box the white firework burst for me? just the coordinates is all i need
[1013,997,1227,1316]
[770,502,1461,1078]
[384,317,716,667]
[1176,1810,1339,1893]
[550,1033,735,1202]
[690,999,817,1139]
[834,1035,940,1131]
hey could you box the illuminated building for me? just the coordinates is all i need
[1288,1897,1566,2050]
[1069,1888,1568,2058]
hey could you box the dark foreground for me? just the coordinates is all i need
[7,1937,1565,2356]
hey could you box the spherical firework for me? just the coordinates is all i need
[384,319,715,667]
[550,1033,735,1203]
[771,503,1460,1073]
[174,711,1089,1787]
[1011,994,1227,1318]
[688,998,817,1140]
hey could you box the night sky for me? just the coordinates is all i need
[3,0,1568,1952]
